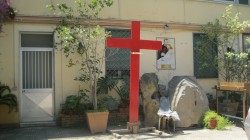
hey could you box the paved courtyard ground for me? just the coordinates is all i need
[0,125,248,140]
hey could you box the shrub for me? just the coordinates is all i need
[61,89,91,115]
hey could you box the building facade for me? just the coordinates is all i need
[0,0,250,125]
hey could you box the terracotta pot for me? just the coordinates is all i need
[86,111,109,133]
[209,118,217,129]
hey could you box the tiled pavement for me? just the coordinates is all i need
[0,125,248,140]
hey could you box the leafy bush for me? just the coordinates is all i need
[200,110,234,130]
[61,89,91,115]
[97,76,129,108]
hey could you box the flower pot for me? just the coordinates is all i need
[209,118,217,129]
[86,111,109,133]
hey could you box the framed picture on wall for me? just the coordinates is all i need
[156,37,176,70]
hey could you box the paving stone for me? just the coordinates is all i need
[0,125,248,140]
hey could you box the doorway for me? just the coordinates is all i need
[19,33,54,123]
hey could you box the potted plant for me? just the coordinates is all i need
[48,0,113,133]
[200,110,233,130]
[60,89,91,127]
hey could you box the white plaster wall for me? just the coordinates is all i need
[13,0,250,25]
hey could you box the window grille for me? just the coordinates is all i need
[243,34,250,53]
[193,33,218,78]
[105,29,131,78]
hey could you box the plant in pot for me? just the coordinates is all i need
[48,0,113,133]
[60,89,91,127]
[97,75,129,114]
[0,83,18,113]
[200,110,233,130]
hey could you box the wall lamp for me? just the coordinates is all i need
[164,24,170,31]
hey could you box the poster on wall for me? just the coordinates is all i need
[156,37,176,70]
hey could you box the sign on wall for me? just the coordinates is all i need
[156,37,176,70]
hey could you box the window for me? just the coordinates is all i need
[105,29,131,78]
[210,0,249,5]
[239,0,248,5]
[211,0,235,3]
[243,33,250,53]
[21,33,54,47]
[193,33,218,78]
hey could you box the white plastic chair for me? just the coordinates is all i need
[157,97,180,131]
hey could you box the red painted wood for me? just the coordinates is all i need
[106,21,162,123]
[106,38,131,48]
[129,54,140,122]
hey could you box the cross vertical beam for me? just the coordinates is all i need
[130,53,140,122]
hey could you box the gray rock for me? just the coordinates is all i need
[140,73,160,127]
[168,76,209,127]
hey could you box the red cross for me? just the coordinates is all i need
[106,21,162,123]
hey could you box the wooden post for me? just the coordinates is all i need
[161,117,167,129]
[244,89,246,121]
[216,88,219,114]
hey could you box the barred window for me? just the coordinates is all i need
[243,33,250,53]
[105,29,131,78]
[193,33,218,78]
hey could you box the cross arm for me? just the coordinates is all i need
[106,38,132,49]
[139,40,162,50]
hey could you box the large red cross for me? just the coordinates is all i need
[106,21,162,123]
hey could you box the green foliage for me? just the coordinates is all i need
[222,5,249,35]
[116,76,130,108]
[48,0,113,110]
[224,52,249,81]
[97,76,117,95]
[97,76,129,108]
[0,83,18,113]
[100,96,119,111]
[196,5,250,82]
[61,89,91,115]
[200,110,233,130]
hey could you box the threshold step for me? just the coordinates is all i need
[20,121,56,127]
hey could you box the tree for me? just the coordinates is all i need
[196,5,250,82]
[47,0,113,110]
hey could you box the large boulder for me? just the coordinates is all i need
[140,73,160,127]
[168,76,209,127]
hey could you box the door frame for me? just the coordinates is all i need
[19,31,55,123]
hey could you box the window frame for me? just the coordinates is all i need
[209,0,249,5]
[242,33,250,53]
[105,28,131,79]
[193,33,218,79]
